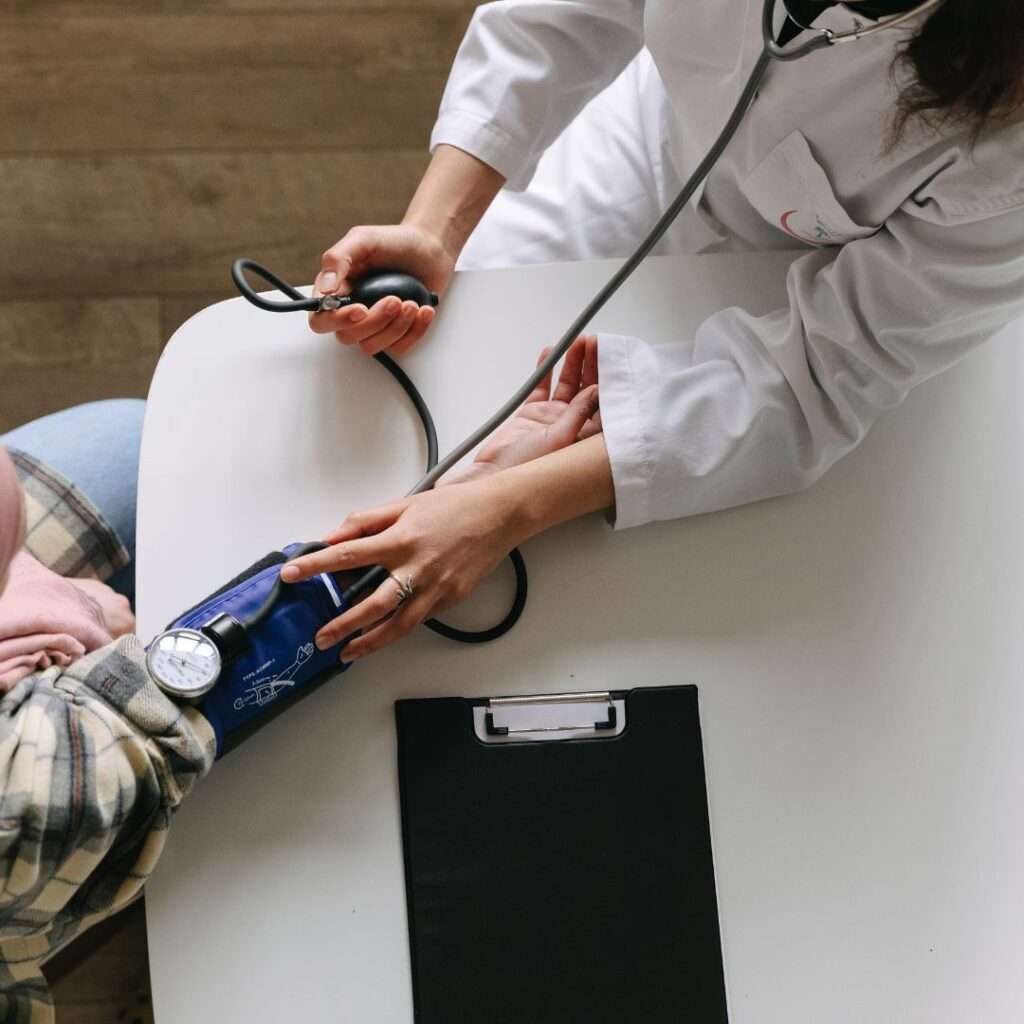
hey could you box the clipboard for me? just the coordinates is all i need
[395,686,728,1023]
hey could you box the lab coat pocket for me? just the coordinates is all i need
[743,130,882,247]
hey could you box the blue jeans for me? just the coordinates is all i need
[2,400,146,600]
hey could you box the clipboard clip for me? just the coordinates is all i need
[475,691,625,744]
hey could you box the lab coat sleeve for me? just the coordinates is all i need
[431,0,646,190]
[598,198,1024,529]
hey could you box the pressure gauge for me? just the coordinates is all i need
[146,628,222,701]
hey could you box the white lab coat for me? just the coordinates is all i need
[431,0,1024,529]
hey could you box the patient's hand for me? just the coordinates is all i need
[440,335,601,486]
[71,578,135,638]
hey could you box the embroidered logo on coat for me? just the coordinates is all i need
[779,210,832,247]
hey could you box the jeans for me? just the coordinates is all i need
[2,399,146,599]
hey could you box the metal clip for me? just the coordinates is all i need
[475,691,624,744]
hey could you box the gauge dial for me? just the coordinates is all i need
[146,628,222,700]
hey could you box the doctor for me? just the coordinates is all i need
[282,0,1024,660]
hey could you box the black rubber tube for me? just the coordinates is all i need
[231,260,528,643]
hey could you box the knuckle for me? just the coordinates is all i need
[345,225,374,252]
[330,545,354,567]
[389,528,416,554]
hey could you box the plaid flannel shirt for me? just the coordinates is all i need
[0,449,216,1022]
[9,449,131,583]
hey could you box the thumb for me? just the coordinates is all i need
[314,250,355,297]
[316,225,384,295]
[545,386,599,450]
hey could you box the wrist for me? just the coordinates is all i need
[458,470,540,551]
[493,436,616,541]
[403,144,505,261]
[401,210,463,267]
[467,437,614,549]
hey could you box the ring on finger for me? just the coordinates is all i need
[387,573,416,608]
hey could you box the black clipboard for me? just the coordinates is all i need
[395,686,728,1023]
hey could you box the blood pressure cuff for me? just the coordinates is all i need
[166,543,354,757]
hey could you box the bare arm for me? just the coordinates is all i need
[403,144,506,263]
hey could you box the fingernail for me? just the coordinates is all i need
[348,307,367,323]
[385,297,401,314]
[315,632,331,651]
[281,565,300,582]
[317,271,338,293]
[341,647,359,663]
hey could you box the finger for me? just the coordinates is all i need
[358,300,420,356]
[324,502,407,544]
[340,590,435,662]
[581,334,599,389]
[314,251,354,299]
[525,347,554,405]
[310,304,369,338]
[281,532,406,582]
[551,337,588,404]
[316,226,381,294]
[577,407,603,440]
[336,296,406,347]
[315,574,409,650]
[389,305,436,356]
[545,385,599,449]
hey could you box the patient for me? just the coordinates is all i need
[0,443,215,1020]
[0,342,599,1019]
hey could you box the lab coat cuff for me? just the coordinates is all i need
[597,333,654,531]
[430,110,539,192]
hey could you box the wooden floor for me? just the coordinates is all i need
[3,1,478,1018]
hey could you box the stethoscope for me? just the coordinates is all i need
[231,0,944,637]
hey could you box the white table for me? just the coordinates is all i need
[138,252,1024,1023]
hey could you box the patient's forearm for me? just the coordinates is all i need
[491,435,616,544]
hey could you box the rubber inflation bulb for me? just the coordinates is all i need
[349,272,439,308]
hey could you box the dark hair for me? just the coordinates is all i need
[894,1,1024,142]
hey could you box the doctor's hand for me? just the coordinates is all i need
[310,223,452,356]
[439,336,601,486]
[280,477,522,662]
[311,145,507,357]
[282,428,616,662]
